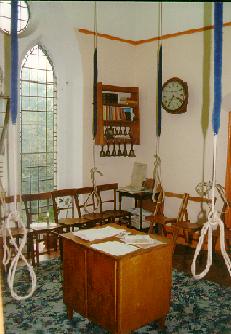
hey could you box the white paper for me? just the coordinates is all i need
[120,234,164,248]
[72,226,126,241]
[90,241,138,256]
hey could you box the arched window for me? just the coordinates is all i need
[0,0,30,34]
[20,45,57,194]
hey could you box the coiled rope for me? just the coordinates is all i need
[191,135,231,279]
[152,138,162,201]
[1,127,36,300]
[1,0,36,300]
[192,3,231,279]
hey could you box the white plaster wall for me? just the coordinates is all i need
[76,32,139,188]
[135,28,231,219]
[2,0,88,192]
[76,25,231,217]
[1,1,231,219]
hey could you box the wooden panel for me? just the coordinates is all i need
[118,244,172,333]
[61,224,173,334]
[95,82,140,146]
[102,84,138,93]
[62,239,87,317]
[87,249,117,333]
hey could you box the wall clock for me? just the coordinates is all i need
[162,77,188,114]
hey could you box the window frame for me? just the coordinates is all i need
[20,44,57,196]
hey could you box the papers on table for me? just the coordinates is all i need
[72,226,126,241]
[91,241,138,256]
[120,234,164,248]
[73,225,164,254]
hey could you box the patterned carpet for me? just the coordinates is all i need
[2,258,231,334]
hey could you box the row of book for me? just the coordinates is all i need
[103,105,134,121]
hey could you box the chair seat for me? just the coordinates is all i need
[176,220,203,231]
[146,214,176,225]
[59,217,89,226]
[82,212,105,221]
[0,227,33,238]
[102,209,130,219]
[30,222,59,232]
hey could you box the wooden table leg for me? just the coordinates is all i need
[67,305,73,320]
[139,200,143,231]
[157,315,166,329]
[47,232,50,254]
[59,236,63,262]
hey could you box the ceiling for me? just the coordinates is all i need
[57,1,231,40]
[26,1,231,42]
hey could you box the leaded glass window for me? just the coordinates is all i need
[0,0,30,34]
[20,45,57,195]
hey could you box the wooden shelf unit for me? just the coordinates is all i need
[96,82,140,146]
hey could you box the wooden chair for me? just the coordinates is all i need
[52,187,105,233]
[0,195,34,267]
[75,186,107,226]
[172,195,214,252]
[96,183,131,226]
[22,192,61,265]
[146,190,189,243]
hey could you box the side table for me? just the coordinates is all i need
[117,189,153,231]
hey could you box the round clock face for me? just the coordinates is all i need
[162,77,188,114]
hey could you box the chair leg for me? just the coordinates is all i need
[59,236,63,262]
[47,232,50,254]
[35,234,39,266]
[148,222,154,234]
[27,233,35,266]
[172,226,180,253]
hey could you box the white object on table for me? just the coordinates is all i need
[72,226,126,241]
[91,240,138,256]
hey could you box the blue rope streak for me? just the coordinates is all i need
[157,45,162,137]
[212,2,223,135]
[11,0,18,125]
[93,48,97,138]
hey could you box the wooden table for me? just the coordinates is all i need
[117,189,153,230]
[61,224,173,334]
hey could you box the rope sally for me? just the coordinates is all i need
[10,0,18,126]
[83,167,103,213]
[152,2,163,200]
[92,1,97,139]
[1,0,37,300]
[192,2,231,279]
[84,1,102,213]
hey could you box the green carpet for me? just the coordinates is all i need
[2,258,231,334]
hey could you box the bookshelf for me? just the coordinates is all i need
[95,82,140,148]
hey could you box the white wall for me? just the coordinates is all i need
[75,26,231,219]
[1,1,231,217]
[4,1,88,192]
[76,31,140,188]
